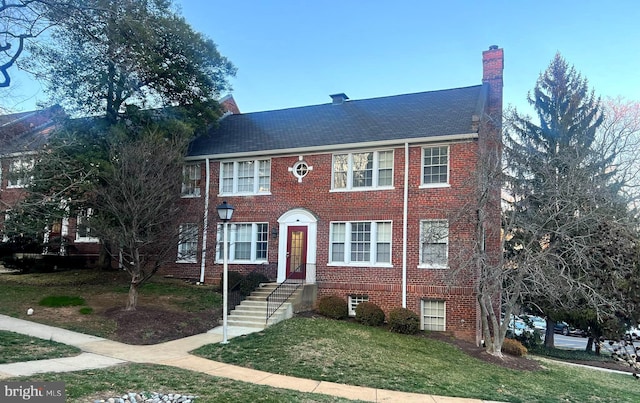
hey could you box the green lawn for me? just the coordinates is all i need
[194,317,640,403]
[2,270,637,402]
[0,330,81,364]
[0,269,220,339]
[9,364,364,403]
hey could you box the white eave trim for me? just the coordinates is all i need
[0,150,39,159]
[185,132,478,161]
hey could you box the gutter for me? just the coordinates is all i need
[185,132,478,161]
[402,142,409,308]
[199,158,211,283]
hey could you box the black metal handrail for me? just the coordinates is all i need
[265,263,305,324]
[227,279,244,315]
[226,264,278,314]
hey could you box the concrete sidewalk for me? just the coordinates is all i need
[0,314,502,402]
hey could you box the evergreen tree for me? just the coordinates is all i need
[504,53,636,347]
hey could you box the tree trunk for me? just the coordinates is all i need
[125,281,139,311]
[586,337,594,353]
[478,294,504,357]
[544,318,555,348]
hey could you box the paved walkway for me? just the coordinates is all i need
[0,314,503,402]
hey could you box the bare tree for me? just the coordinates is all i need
[91,124,191,311]
[597,97,640,209]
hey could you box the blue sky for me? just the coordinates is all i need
[4,0,640,116]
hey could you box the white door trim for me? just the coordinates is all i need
[277,208,317,284]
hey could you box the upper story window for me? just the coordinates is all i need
[422,146,449,187]
[7,157,34,188]
[419,220,448,268]
[220,159,271,195]
[177,223,199,263]
[181,163,201,197]
[216,222,269,263]
[76,208,99,243]
[332,150,393,191]
[330,221,392,266]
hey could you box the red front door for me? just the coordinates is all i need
[286,226,307,280]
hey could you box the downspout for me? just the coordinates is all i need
[402,142,409,307]
[199,158,211,283]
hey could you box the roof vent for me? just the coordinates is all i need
[330,93,349,105]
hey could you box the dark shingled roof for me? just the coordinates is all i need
[0,107,62,155]
[188,85,486,157]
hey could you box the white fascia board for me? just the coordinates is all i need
[0,150,39,158]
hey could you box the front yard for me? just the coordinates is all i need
[1,269,639,402]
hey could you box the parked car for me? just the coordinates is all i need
[554,321,570,336]
[521,315,546,331]
[553,321,587,337]
[507,318,528,336]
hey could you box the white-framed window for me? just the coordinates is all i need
[75,208,99,243]
[329,221,392,266]
[332,150,393,191]
[220,159,271,195]
[177,223,199,263]
[348,295,369,317]
[421,299,446,331]
[181,163,201,197]
[421,146,449,186]
[419,220,449,268]
[216,222,269,263]
[7,157,34,188]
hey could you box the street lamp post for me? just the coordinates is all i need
[217,201,234,344]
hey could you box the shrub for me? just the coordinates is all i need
[514,329,543,349]
[502,338,528,356]
[240,272,271,296]
[388,307,420,334]
[355,302,385,327]
[317,295,348,320]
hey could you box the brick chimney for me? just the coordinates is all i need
[482,45,503,119]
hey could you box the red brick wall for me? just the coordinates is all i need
[169,140,486,342]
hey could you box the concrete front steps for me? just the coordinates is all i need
[226,282,317,329]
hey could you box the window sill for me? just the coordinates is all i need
[214,259,269,265]
[218,192,272,197]
[327,262,393,268]
[75,238,100,243]
[180,194,201,198]
[418,264,449,270]
[176,259,197,264]
[330,186,395,193]
[419,183,450,189]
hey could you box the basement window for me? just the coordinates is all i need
[348,295,369,317]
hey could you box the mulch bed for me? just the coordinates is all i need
[103,306,220,345]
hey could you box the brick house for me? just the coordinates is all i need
[0,106,101,261]
[165,46,504,343]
